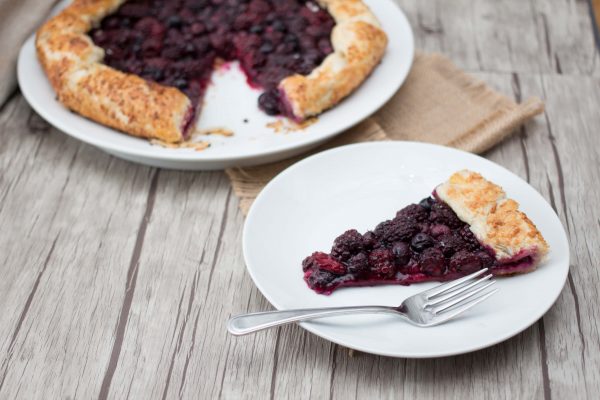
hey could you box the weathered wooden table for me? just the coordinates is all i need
[1,0,599,398]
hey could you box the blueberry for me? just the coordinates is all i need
[284,33,298,44]
[92,29,108,44]
[249,24,264,34]
[391,242,411,266]
[259,41,274,53]
[132,43,142,53]
[272,20,286,32]
[166,15,182,28]
[419,197,434,211]
[185,43,196,53]
[173,79,189,89]
[411,233,434,252]
[143,66,164,81]
[258,89,281,115]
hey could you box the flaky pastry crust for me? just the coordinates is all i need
[435,170,549,271]
[279,0,388,120]
[36,0,192,143]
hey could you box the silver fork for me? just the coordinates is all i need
[228,269,497,335]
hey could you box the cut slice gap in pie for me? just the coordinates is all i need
[302,170,549,295]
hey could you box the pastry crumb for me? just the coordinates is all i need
[150,139,210,152]
[267,117,318,134]
[266,120,284,133]
[195,127,235,137]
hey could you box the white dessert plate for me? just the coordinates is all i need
[243,142,570,358]
[17,0,414,170]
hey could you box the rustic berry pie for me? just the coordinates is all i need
[35,0,388,143]
[303,170,549,294]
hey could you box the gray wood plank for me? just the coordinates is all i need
[0,97,154,398]
[396,0,599,75]
[533,75,600,399]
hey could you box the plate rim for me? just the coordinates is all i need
[17,0,414,164]
[243,141,570,358]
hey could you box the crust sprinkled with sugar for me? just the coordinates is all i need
[435,170,549,269]
[36,0,192,143]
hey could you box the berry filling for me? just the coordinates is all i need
[89,0,335,133]
[302,197,536,295]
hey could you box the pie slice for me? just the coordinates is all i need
[35,0,388,143]
[302,170,549,294]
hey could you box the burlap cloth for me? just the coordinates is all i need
[226,52,544,214]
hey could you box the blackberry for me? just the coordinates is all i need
[368,248,396,278]
[395,204,428,222]
[420,248,445,276]
[347,252,369,277]
[449,250,482,274]
[458,226,482,251]
[330,229,363,261]
[306,269,336,291]
[476,251,497,269]
[437,233,466,257]
[362,231,378,249]
[382,219,419,243]
[374,220,391,238]
[430,224,451,237]
[429,202,463,228]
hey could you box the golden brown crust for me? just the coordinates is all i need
[35,0,191,143]
[436,170,549,267]
[279,0,388,120]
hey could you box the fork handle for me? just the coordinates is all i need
[227,306,399,336]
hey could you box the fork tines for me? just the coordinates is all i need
[424,268,498,318]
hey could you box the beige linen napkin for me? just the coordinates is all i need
[226,52,544,215]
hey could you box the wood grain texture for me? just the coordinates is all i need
[1,0,599,399]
